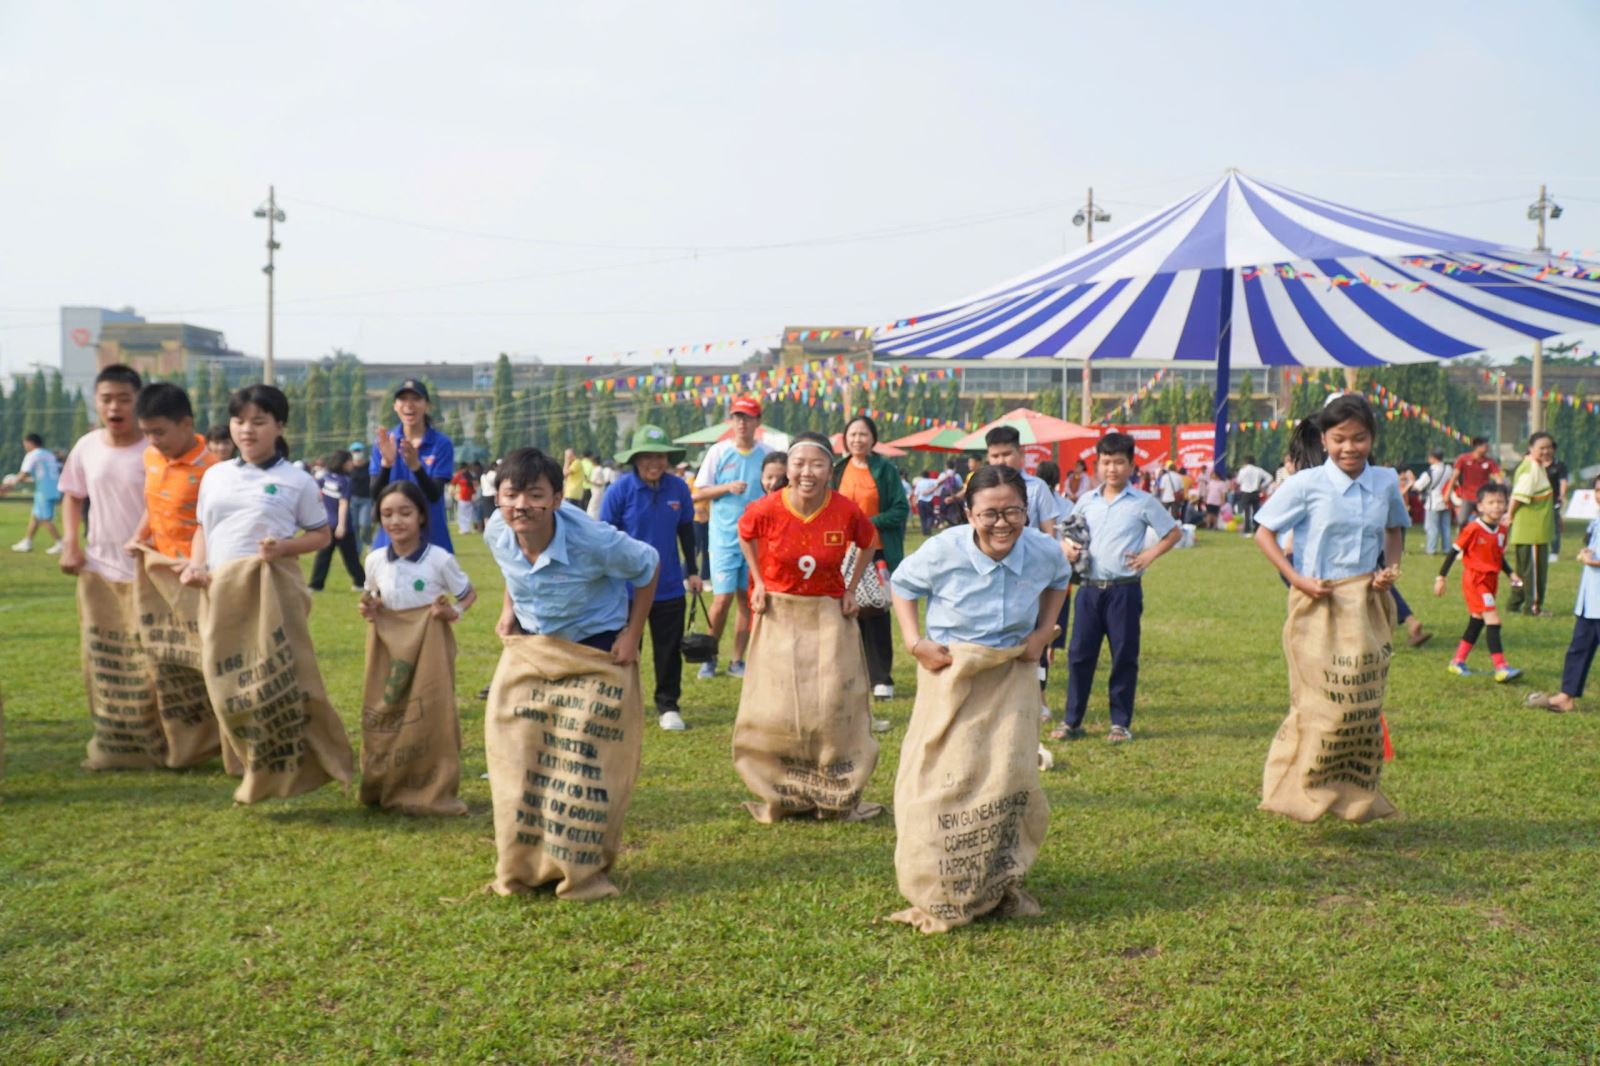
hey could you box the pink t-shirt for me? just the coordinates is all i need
[1204,477,1228,507]
[58,430,148,583]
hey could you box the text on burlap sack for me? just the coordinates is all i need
[86,620,161,756]
[214,625,307,773]
[1309,641,1393,790]
[774,754,862,812]
[927,790,1030,920]
[510,677,625,867]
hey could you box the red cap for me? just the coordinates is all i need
[730,396,763,418]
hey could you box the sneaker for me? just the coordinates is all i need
[1446,661,1472,677]
[697,660,718,680]
[351,584,364,592]
[871,717,892,733]
[872,684,894,700]
[1494,666,1523,684]
[728,660,746,679]
[658,710,687,731]
[44,542,62,555]
[1107,725,1133,743]
[10,539,31,552]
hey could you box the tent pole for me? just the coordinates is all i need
[1211,268,1235,476]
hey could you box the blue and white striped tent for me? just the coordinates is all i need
[872,171,1600,368]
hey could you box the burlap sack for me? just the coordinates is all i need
[358,597,466,816]
[78,571,166,770]
[731,592,882,823]
[888,644,1048,933]
[484,635,644,900]
[134,548,224,769]
[1261,574,1399,823]
[200,557,354,804]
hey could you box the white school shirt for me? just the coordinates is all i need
[1235,464,1272,494]
[363,543,473,610]
[197,456,328,567]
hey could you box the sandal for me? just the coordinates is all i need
[1407,629,1433,648]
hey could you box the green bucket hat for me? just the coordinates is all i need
[616,424,685,465]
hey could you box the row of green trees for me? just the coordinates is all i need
[0,371,90,475]
[8,357,1597,477]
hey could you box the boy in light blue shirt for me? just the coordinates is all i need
[1052,432,1182,743]
[486,446,659,662]
[690,396,772,679]
[1527,476,1600,714]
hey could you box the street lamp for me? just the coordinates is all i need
[253,186,286,384]
[1526,184,1565,432]
[1068,188,1111,421]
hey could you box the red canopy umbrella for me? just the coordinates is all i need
[953,407,1098,451]
[884,426,970,452]
[830,433,906,458]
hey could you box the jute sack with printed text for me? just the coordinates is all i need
[78,571,166,770]
[484,635,643,900]
[888,643,1047,933]
[200,556,354,803]
[1261,574,1399,823]
[359,597,466,816]
[732,592,882,823]
[135,548,223,768]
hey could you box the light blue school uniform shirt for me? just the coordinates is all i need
[891,525,1072,648]
[485,503,659,642]
[1022,472,1065,532]
[1575,519,1600,619]
[1254,459,1410,581]
[1069,483,1178,581]
[696,438,773,567]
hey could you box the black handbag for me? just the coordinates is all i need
[680,591,719,663]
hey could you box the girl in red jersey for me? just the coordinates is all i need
[730,432,883,822]
[1434,482,1523,681]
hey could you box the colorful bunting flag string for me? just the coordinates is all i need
[1479,369,1600,415]
[1100,368,1168,424]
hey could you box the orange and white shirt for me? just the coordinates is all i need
[143,435,218,558]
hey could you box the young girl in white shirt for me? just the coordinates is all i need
[180,384,354,803]
[359,481,476,620]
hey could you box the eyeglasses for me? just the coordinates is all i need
[970,506,1027,527]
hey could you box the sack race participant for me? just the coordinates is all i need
[1253,394,1410,823]
[733,432,882,823]
[59,364,168,771]
[135,549,225,767]
[482,447,659,898]
[125,382,226,769]
[357,481,476,816]
[887,464,1071,932]
[182,384,354,803]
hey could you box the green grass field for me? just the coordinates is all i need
[2,501,1598,1064]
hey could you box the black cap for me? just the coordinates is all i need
[393,378,430,402]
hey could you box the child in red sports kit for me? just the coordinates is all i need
[1434,482,1523,682]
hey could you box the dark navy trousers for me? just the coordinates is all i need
[1561,617,1600,699]
[1064,582,1142,730]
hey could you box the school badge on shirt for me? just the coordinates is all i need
[264,484,278,495]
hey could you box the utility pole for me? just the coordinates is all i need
[1526,184,1562,432]
[254,186,286,384]
[1070,187,1110,423]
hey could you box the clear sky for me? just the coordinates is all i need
[3,0,1598,376]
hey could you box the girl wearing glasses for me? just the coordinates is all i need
[885,464,1071,932]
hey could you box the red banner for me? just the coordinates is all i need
[1061,425,1171,472]
[1173,423,1216,471]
